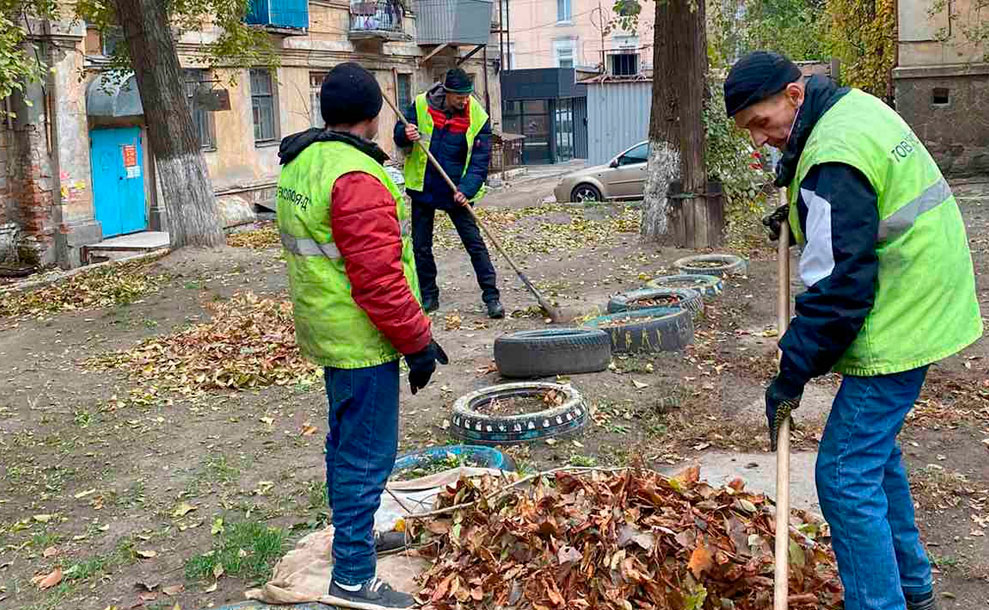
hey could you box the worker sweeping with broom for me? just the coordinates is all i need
[725,51,982,610]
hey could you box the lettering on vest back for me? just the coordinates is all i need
[889,131,921,164]
[277,185,312,210]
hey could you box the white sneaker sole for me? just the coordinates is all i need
[323,592,414,610]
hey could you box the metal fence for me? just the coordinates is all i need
[490,132,525,172]
[350,0,404,33]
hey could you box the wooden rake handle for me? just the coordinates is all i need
[774,190,792,610]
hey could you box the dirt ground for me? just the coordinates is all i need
[1,175,988,610]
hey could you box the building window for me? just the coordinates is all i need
[554,39,576,68]
[932,87,950,106]
[310,71,327,128]
[102,27,125,57]
[557,0,571,22]
[610,53,639,76]
[250,68,278,144]
[184,70,216,150]
[397,73,412,110]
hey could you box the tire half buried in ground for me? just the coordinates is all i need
[673,253,748,277]
[451,382,588,444]
[583,306,693,354]
[494,328,611,378]
[646,274,724,301]
[606,287,704,317]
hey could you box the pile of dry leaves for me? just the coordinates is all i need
[227,224,280,249]
[89,292,317,394]
[409,467,841,610]
[0,260,168,318]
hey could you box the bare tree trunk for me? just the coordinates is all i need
[641,0,710,245]
[113,0,225,249]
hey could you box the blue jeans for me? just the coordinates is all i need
[816,366,933,610]
[324,360,400,586]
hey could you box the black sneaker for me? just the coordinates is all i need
[374,530,407,555]
[328,577,414,610]
[422,295,439,313]
[905,592,938,610]
[486,300,505,319]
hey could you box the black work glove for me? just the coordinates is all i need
[762,204,790,242]
[404,340,449,395]
[765,374,804,451]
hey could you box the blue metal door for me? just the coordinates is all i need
[90,127,147,238]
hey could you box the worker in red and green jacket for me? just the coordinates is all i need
[726,51,982,610]
[276,62,446,610]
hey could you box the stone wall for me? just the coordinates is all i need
[894,64,989,177]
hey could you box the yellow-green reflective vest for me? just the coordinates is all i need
[403,93,489,202]
[276,140,420,369]
[787,88,982,376]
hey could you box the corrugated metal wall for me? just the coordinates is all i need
[585,80,651,166]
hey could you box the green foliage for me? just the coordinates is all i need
[930,0,989,62]
[703,77,774,245]
[0,1,56,115]
[826,0,895,97]
[707,0,830,67]
[185,520,288,583]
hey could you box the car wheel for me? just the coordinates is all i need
[570,184,602,203]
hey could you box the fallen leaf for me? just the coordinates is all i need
[32,514,53,523]
[42,546,58,558]
[162,584,184,596]
[300,424,317,436]
[172,502,196,518]
[135,549,157,559]
[631,379,649,389]
[213,563,225,579]
[204,582,217,593]
[73,488,97,499]
[557,545,583,564]
[687,545,713,578]
[211,517,224,535]
[427,521,451,535]
[259,416,274,425]
[32,567,62,590]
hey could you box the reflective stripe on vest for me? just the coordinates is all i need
[877,177,951,243]
[279,220,411,259]
[280,232,341,258]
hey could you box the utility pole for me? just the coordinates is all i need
[505,0,511,70]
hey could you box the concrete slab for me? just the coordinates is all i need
[663,450,821,514]
[90,231,170,250]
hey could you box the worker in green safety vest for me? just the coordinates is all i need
[276,62,447,610]
[393,68,504,319]
[726,51,982,610]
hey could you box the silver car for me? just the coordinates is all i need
[553,141,649,203]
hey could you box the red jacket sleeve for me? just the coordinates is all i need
[330,172,432,355]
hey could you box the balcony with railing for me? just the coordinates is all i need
[245,0,308,33]
[414,0,493,46]
[349,0,409,41]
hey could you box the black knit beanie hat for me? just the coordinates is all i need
[321,62,383,126]
[724,51,802,117]
[443,68,473,94]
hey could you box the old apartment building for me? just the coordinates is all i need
[894,0,988,176]
[0,0,503,269]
